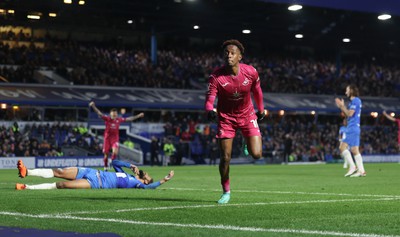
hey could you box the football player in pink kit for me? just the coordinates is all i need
[205,39,266,204]
[89,101,144,171]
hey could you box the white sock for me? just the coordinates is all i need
[354,154,365,173]
[341,150,356,169]
[343,158,348,168]
[28,169,54,178]
[26,182,57,190]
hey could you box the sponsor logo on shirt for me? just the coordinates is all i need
[221,82,230,87]
[232,91,241,99]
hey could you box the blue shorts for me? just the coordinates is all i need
[342,130,360,148]
[76,167,101,189]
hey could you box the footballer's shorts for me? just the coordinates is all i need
[342,129,360,148]
[76,167,101,189]
[217,113,261,139]
[102,138,119,154]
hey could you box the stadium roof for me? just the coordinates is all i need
[263,0,400,16]
[1,0,399,56]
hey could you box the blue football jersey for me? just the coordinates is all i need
[346,97,361,132]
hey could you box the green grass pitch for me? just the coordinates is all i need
[1,163,400,237]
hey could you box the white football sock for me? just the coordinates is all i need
[26,182,57,190]
[28,169,54,178]
[354,154,365,173]
[341,150,356,170]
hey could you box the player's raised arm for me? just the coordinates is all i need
[383,110,396,122]
[89,101,104,117]
[126,112,144,122]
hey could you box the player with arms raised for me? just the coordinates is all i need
[335,85,366,177]
[205,39,266,204]
[89,101,144,171]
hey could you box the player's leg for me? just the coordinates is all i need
[103,153,109,171]
[241,134,249,156]
[103,140,110,171]
[241,115,263,160]
[339,142,357,177]
[246,136,263,160]
[17,179,91,190]
[111,142,119,161]
[341,142,348,168]
[53,167,79,180]
[218,138,233,204]
[349,146,366,177]
[56,179,91,189]
[17,160,56,179]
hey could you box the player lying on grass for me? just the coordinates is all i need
[15,160,174,190]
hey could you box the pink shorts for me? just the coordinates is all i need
[217,113,261,139]
[103,138,119,154]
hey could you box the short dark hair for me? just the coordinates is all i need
[110,108,118,112]
[348,84,359,97]
[222,39,245,54]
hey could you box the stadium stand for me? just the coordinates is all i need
[0,122,102,157]
[1,39,399,97]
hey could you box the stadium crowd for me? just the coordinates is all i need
[0,122,102,157]
[0,113,397,162]
[1,37,399,162]
[148,113,399,165]
[0,39,399,97]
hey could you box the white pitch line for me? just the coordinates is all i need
[0,211,399,237]
[163,188,400,199]
[62,197,400,215]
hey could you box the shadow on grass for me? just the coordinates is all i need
[53,196,215,203]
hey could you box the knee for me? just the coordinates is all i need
[53,168,64,177]
[350,148,359,155]
[252,151,262,160]
[56,182,65,189]
[220,154,231,163]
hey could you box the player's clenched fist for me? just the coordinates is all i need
[207,110,217,122]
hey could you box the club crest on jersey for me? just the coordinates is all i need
[242,78,250,86]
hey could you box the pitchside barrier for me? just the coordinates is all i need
[88,125,145,165]
[0,156,104,169]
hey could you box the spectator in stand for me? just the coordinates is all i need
[123,138,134,149]
[163,138,175,166]
[150,136,160,166]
